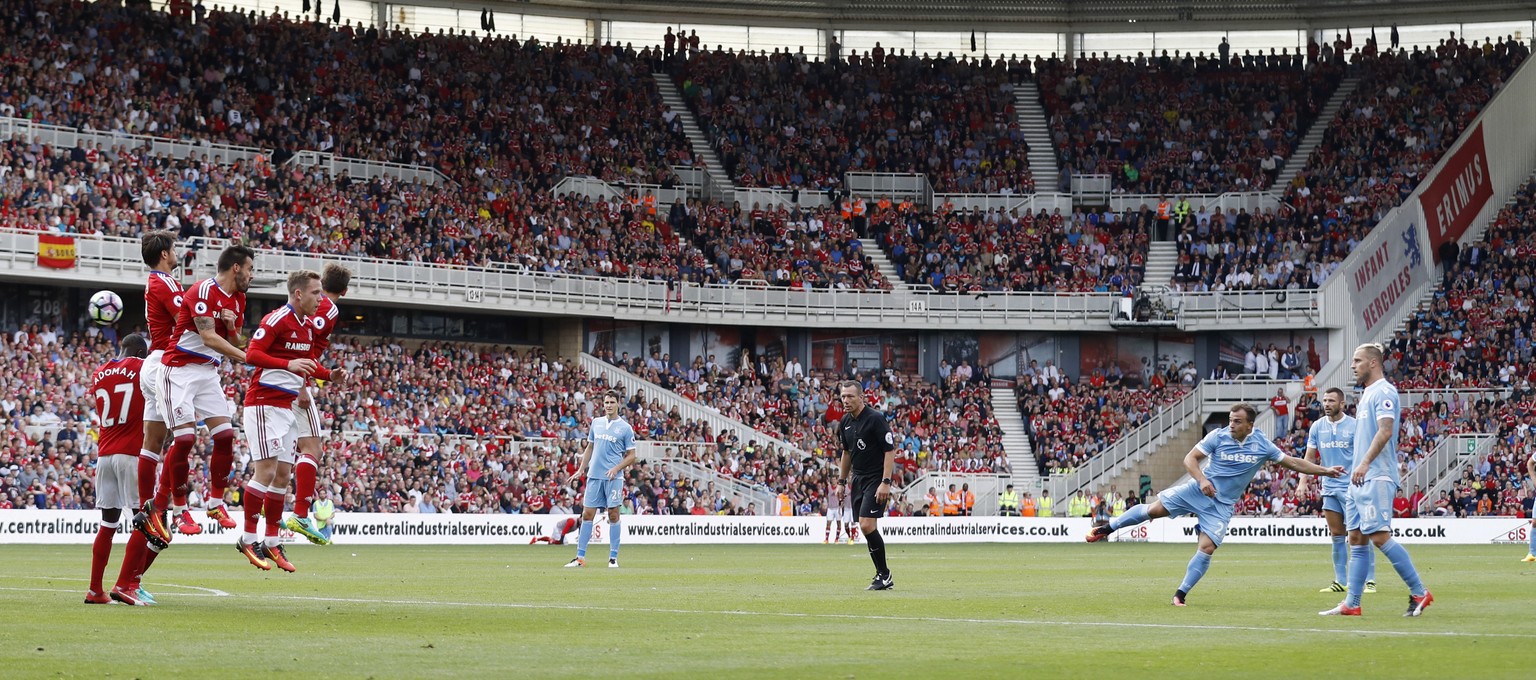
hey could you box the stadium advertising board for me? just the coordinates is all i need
[1347,206,1431,340]
[1420,123,1494,258]
[1110,517,1530,545]
[0,512,1526,545]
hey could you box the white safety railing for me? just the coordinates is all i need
[670,166,727,202]
[551,176,688,206]
[0,117,270,166]
[1410,434,1497,513]
[934,192,1072,214]
[1045,380,1289,499]
[579,353,810,459]
[648,451,778,514]
[0,228,1334,331]
[845,172,933,206]
[733,187,832,209]
[1105,191,1279,216]
[896,472,1013,516]
[287,150,450,186]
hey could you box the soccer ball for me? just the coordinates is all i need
[88,290,123,326]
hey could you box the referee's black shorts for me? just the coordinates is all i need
[851,473,885,519]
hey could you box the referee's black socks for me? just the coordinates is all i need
[863,529,889,576]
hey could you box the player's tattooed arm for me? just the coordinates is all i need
[195,314,248,363]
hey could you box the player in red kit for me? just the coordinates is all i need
[237,270,325,572]
[284,263,350,545]
[134,245,254,547]
[111,232,182,603]
[85,334,149,605]
[531,517,582,544]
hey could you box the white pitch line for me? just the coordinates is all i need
[0,576,230,597]
[257,594,1536,640]
[0,587,228,598]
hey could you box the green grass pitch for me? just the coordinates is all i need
[1,543,1531,678]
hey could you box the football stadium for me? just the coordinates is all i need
[1,0,1535,676]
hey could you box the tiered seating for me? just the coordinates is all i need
[594,350,1007,480]
[1016,361,1191,475]
[870,205,1146,292]
[0,3,695,190]
[1172,40,1527,292]
[673,50,1032,193]
[1038,55,1343,194]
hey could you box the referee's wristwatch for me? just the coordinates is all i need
[880,478,892,485]
[838,477,848,486]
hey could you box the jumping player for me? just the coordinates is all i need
[236,270,324,573]
[284,263,350,544]
[135,245,254,546]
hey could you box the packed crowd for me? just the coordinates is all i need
[1388,179,1536,389]
[2,1,695,191]
[1018,358,1197,475]
[1231,391,1527,517]
[592,348,1008,480]
[673,48,1032,193]
[1161,37,1529,291]
[1038,54,1342,194]
[868,204,1147,293]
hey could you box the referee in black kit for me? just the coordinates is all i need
[836,380,896,590]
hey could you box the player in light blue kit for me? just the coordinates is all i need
[1087,403,1345,606]
[565,391,638,569]
[1297,387,1374,594]
[1321,344,1434,617]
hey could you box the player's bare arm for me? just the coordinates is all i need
[1351,416,1394,484]
[876,447,895,503]
[1278,455,1346,478]
[1184,447,1214,497]
[837,451,852,485]
[1297,444,1322,496]
[194,315,247,363]
[570,440,595,486]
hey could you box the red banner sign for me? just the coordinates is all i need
[1420,123,1493,259]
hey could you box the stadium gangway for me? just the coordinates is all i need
[1408,434,1498,514]
[1045,380,1291,501]
[578,353,812,459]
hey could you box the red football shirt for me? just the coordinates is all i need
[164,277,246,368]
[93,357,145,456]
[144,270,184,354]
[245,305,330,408]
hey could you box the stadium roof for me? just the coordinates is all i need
[505,0,1536,30]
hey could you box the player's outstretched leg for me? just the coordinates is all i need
[1088,501,1154,542]
[1364,550,1377,594]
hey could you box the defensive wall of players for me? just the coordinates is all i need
[0,510,1526,545]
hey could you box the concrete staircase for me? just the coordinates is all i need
[990,388,1040,491]
[859,238,917,292]
[1144,241,1180,287]
[1273,75,1361,190]
[1014,82,1061,193]
[1099,423,1205,498]
[652,72,735,201]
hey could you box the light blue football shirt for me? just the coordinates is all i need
[1353,379,1401,486]
[1306,414,1356,493]
[587,416,636,478]
[1193,426,1287,506]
